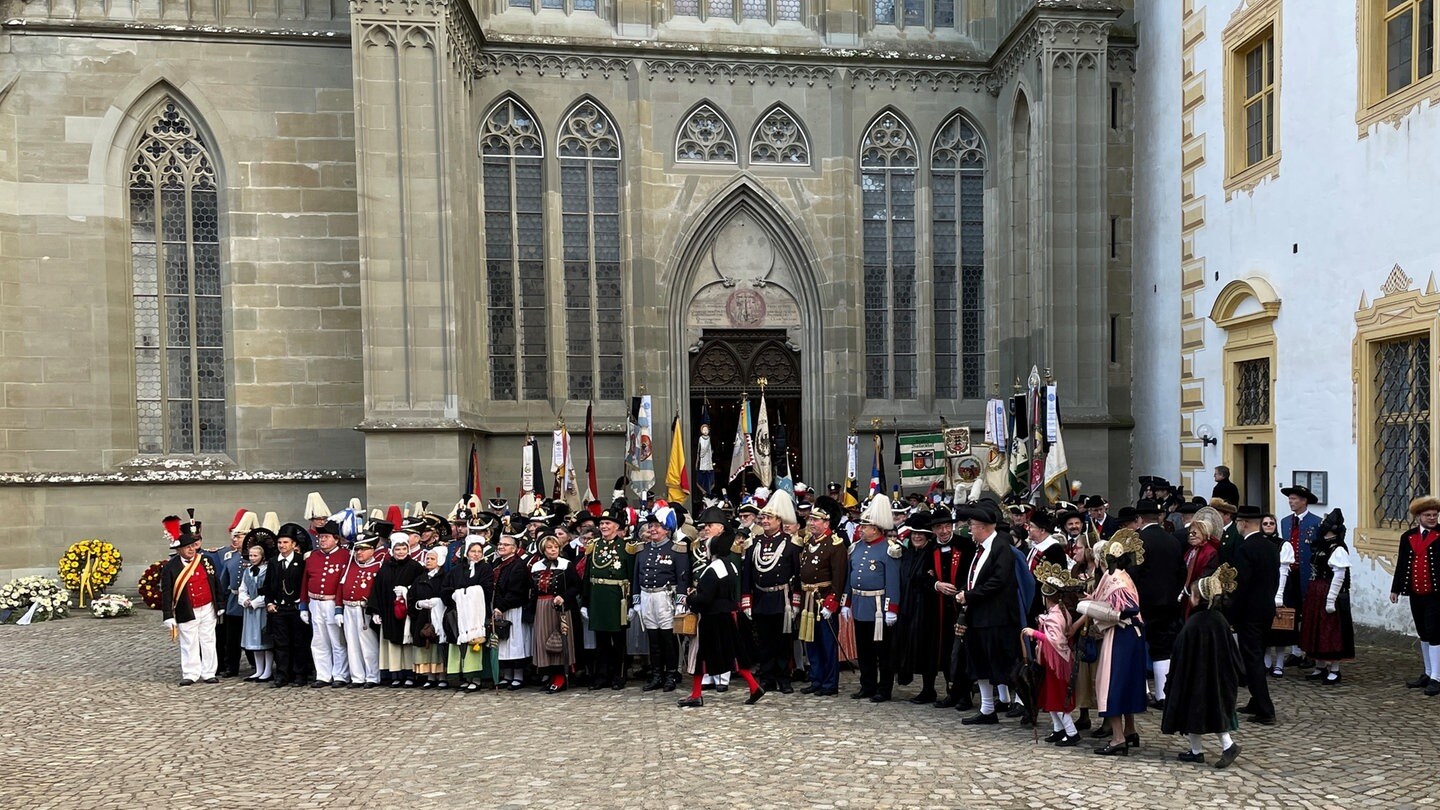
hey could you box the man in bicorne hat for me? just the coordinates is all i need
[302,520,351,688]
[632,506,689,693]
[843,495,902,703]
[742,490,802,694]
[161,515,225,685]
[339,526,387,688]
[797,496,848,696]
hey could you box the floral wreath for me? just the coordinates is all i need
[137,560,167,610]
[58,539,123,606]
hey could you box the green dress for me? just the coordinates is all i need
[583,538,635,633]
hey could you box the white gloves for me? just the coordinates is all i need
[1325,568,1347,615]
[840,606,852,621]
[1274,595,1284,608]
[371,614,382,626]
[628,607,639,622]
[249,596,265,610]
[1325,601,1336,614]
[820,607,834,621]
[884,612,897,628]
[334,611,345,627]
[300,611,311,625]
[743,608,752,619]
[393,586,406,597]
[580,607,589,621]
[417,599,436,610]
[163,618,176,630]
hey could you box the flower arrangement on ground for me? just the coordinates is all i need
[58,539,123,607]
[0,576,72,623]
[90,593,136,619]
[137,560,167,609]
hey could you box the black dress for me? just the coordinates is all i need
[1264,531,1301,647]
[1132,524,1187,660]
[1161,607,1243,735]
[688,557,746,676]
[368,556,424,646]
[408,570,448,649]
[893,543,941,684]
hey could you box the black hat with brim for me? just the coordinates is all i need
[1280,485,1319,505]
[1135,498,1162,515]
[1235,504,1265,520]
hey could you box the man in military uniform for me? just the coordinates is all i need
[844,495,902,702]
[798,496,848,696]
[302,491,330,553]
[632,507,690,692]
[160,515,225,686]
[301,520,351,688]
[582,508,635,690]
[741,490,802,693]
[339,526,387,688]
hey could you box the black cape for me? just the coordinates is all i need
[1161,607,1243,735]
[894,543,942,682]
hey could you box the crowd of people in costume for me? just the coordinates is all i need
[157,476,1440,769]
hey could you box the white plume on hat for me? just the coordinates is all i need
[859,494,895,531]
[304,492,330,521]
[261,512,281,533]
[759,489,798,525]
[232,511,259,535]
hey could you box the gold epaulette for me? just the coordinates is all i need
[832,537,845,546]
[624,541,642,555]
[584,541,596,555]
[730,539,747,555]
[672,541,689,553]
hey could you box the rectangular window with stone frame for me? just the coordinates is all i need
[1359,0,1440,129]
[1372,333,1432,529]
[672,0,799,23]
[872,0,955,30]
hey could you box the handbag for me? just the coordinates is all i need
[392,595,407,621]
[492,617,513,640]
[1271,606,1296,631]
[1077,634,1100,664]
[673,612,698,637]
[544,631,564,653]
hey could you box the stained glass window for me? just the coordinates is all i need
[559,99,625,401]
[676,103,738,163]
[931,111,987,400]
[482,96,547,401]
[749,105,810,165]
[130,99,226,455]
[860,110,918,400]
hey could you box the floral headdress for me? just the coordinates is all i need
[1102,528,1145,568]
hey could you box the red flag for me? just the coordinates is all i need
[585,402,600,515]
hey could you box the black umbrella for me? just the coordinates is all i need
[1008,632,1045,742]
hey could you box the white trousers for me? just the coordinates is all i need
[178,603,218,681]
[639,589,675,630]
[342,604,380,684]
[309,600,349,683]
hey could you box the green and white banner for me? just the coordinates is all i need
[898,433,946,487]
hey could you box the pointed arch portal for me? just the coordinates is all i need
[669,182,823,493]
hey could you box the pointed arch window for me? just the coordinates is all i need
[676,103,738,164]
[749,105,810,166]
[129,99,226,455]
[931,111,986,400]
[482,97,547,401]
[860,110,918,400]
[559,100,625,401]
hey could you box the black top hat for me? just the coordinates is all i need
[1235,504,1265,520]
[277,523,310,544]
[1135,498,1162,515]
[1280,484,1319,505]
[315,520,343,538]
[956,501,1001,525]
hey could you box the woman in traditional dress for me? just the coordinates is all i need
[1068,536,1102,735]
[369,533,423,687]
[491,533,533,689]
[1079,528,1149,756]
[1181,510,1223,620]
[1300,510,1355,685]
[531,535,581,693]
[677,530,764,707]
[237,543,273,682]
[1025,562,1081,746]
[409,547,450,688]
[1263,513,1301,677]
[1162,563,1243,769]
[444,539,493,693]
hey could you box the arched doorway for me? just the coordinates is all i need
[1209,276,1281,511]
[668,182,823,495]
[689,330,802,495]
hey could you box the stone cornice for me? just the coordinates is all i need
[646,58,835,87]
[0,17,350,45]
[848,66,987,93]
[482,52,631,81]
[0,468,365,487]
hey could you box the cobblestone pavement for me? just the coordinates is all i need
[3,616,1439,809]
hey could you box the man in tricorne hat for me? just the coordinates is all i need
[1085,495,1117,541]
[632,506,690,692]
[843,495,902,702]
[742,490,803,694]
[1279,483,1323,667]
[160,516,225,685]
[797,496,847,696]
[1228,504,1280,724]
[1392,495,1440,695]
[339,527,386,687]
[736,502,760,540]
[955,500,1020,725]
[1131,497,1186,709]
[301,520,351,688]
[265,526,311,688]
[581,507,635,690]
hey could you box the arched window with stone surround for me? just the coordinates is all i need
[749,104,810,166]
[930,110,987,400]
[558,98,624,401]
[129,98,226,455]
[482,95,547,401]
[675,103,738,164]
[860,109,918,400]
